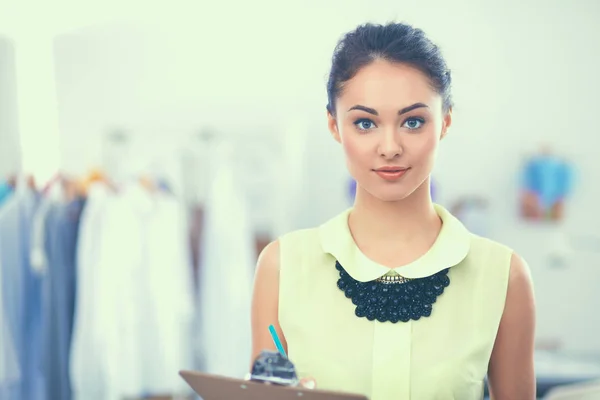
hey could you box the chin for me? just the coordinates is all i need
[366,186,415,203]
[352,170,428,203]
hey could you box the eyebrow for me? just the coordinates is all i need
[348,103,429,116]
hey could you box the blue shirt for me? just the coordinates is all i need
[0,189,46,400]
[41,198,84,400]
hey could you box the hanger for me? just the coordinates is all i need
[27,175,36,191]
[41,172,63,195]
[79,168,116,196]
[11,173,36,195]
[138,175,156,193]
[6,174,17,188]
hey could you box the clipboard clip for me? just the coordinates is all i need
[249,350,300,387]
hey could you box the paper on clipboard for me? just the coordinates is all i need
[179,370,369,400]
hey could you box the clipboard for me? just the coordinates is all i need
[179,370,368,400]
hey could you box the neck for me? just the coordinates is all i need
[349,177,440,245]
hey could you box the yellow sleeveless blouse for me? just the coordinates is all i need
[278,204,512,400]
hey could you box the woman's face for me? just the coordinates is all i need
[328,60,451,203]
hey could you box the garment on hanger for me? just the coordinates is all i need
[0,181,45,400]
[79,169,114,196]
[0,238,20,388]
[141,188,195,395]
[30,181,64,275]
[188,204,204,294]
[70,182,112,400]
[197,142,255,379]
[41,197,85,400]
[71,181,194,400]
[0,180,14,207]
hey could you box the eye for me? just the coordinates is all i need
[403,117,425,130]
[354,119,377,131]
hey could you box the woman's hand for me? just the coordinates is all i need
[299,377,317,389]
[244,373,317,389]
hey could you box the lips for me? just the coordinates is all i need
[373,166,410,181]
[374,167,409,173]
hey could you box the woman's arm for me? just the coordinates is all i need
[250,240,287,368]
[487,252,536,400]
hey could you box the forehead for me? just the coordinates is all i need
[338,60,441,112]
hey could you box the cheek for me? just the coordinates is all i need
[341,134,368,165]
[412,132,439,162]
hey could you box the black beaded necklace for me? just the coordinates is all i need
[335,261,450,323]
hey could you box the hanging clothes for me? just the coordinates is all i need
[70,182,194,400]
[94,183,148,399]
[197,142,255,379]
[0,180,13,207]
[70,182,112,400]
[141,189,195,395]
[0,237,20,388]
[188,204,204,294]
[0,181,45,400]
[30,184,62,275]
[41,197,85,400]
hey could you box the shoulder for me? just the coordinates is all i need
[503,253,536,340]
[252,241,282,314]
[253,227,323,305]
[280,226,321,245]
[265,225,337,281]
[256,226,321,271]
[467,234,531,279]
[466,234,534,314]
[506,252,535,302]
[463,234,515,274]
[256,240,281,274]
[459,235,529,303]
[280,225,321,241]
[468,233,513,255]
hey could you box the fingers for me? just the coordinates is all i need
[299,377,317,389]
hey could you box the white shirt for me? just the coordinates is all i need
[70,183,112,400]
[71,182,194,399]
[198,144,255,379]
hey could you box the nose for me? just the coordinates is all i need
[378,129,403,160]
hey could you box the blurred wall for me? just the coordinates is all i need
[50,0,600,352]
[0,37,21,177]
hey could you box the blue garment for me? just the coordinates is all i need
[0,236,20,387]
[0,182,13,206]
[347,178,357,203]
[41,198,84,400]
[0,189,46,400]
[523,155,575,210]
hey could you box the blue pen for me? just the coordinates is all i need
[268,324,287,358]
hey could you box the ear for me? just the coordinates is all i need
[440,108,452,140]
[327,111,341,143]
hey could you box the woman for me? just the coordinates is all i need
[251,22,535,400]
